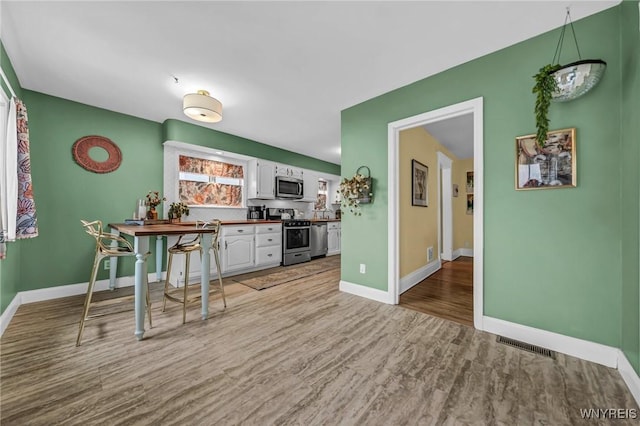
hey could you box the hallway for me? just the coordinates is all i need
[399,257,473,327]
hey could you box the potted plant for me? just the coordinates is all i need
[145,191,166,220]
[338,172,373,216]
[168,202,190,222]
[532,63,562,147]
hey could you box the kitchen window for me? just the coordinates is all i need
[178,155,244,207]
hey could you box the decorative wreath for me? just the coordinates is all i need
[72,135,122,173]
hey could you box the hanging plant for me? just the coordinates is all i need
[338,172,373,216]
[532,63,561,147]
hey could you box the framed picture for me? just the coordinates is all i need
[453,184,459,197]
[466,171,474,193]
[466,194,474,215]
[516,128,576,190]
[411,159,428,207]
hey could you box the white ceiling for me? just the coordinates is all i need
[1,1,619,165]
[424,114,474,160]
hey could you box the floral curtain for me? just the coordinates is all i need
[0,98,38,259]
[178,155,243,207]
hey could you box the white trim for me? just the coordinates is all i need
[339,280,394,304]
[618,349,640,406]
[0,293,21,336]
[0,67,17,98]
[437,152,453,261]
[453,248,474,258]
[388,97,484,329]
[399,259,441,294]
[483,316,618,368]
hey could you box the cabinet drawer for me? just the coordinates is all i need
[256,246,282,265]
[222,225,255,236]
[256,233,281,247]
[255,224,282,234]
[327,222,341,230]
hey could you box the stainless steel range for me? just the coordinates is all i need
[267,208,311,266]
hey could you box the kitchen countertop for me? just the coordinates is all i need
[220,219,282,225]
[310,219,341,222]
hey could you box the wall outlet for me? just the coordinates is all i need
[427,247,433,262]
[359,263,366,274]
[103,260,110,270]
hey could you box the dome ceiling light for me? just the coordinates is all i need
[549,9,606,103]
[183,90,222,123]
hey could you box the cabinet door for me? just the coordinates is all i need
[223,235,255,272]
[300,170,318,202]
[256,161,275,199]
[327,229,339,255]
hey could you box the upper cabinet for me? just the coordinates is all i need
[247,159,276,199]
[299,169,318,202]
[275,164,303,180]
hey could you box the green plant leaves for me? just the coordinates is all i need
[532,64,561,147]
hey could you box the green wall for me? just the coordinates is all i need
[341,7,624,348]
[164,119,340,175]
[1,42,24,312]
[620,0,640,373]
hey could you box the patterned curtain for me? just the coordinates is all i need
[14,99,38,239]
[0,98,37,259]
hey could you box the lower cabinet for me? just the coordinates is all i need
[222,234,255,272]
[166,223,283,283]
[327,222,341,256]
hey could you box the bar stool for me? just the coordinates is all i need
[163,219,226,324]
[77,220,152,346]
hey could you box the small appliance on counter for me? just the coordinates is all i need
[247,205,266,220]
[335,209,341,220]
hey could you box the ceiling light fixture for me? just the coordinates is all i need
[549,9,606,102]
[183,90,223,123]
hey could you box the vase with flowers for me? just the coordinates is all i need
[145,191,166,220]
[168,202,190,223]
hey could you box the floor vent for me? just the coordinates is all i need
[496,336,556,359]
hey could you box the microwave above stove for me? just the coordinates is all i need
[275,176,303,199]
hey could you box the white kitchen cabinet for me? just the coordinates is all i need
[327,222,341,256]
[223,234,255,272]
[275,163,303,179]
[247,159,275,199]
[298,169,318,202]
[255,223,282,266]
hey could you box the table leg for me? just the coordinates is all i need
[200,233,212,320]
[156,236,163,282]
[109,229,120,290]
[134,236,150,341]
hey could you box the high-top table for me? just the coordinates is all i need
[108,222,217,341]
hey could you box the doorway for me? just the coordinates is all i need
[387,97,483,330]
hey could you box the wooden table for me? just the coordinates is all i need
[108,222,218,341]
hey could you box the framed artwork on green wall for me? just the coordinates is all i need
[516,128,577,190]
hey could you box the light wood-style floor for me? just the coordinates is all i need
[400,257,473,327]
[1,256,637,425]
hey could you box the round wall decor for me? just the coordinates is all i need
[72,135,122,173]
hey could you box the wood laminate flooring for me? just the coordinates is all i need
[400,257,474,327]
[1,256,637,425]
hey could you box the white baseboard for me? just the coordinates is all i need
[483,316,618,368]
[339,280,394,304]
[0,293,22,336]
[0,272,164,338]
[453,248,474,258]
[399,259,441,294]
[618,349,640,406]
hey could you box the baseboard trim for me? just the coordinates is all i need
[399,259,441,294]
[0,293,22,337]
[0,272,164,337]
[453,247,474,258]
[339,280,394,304]
[618,350,640,406]
[483,316,618,368]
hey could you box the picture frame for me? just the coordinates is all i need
[466,171,474,193]
[411,159,428,207]
[515,127,576,190]
[452,184,459,197]
[466,194,474,215]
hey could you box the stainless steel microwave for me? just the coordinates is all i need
[275,176,303,199]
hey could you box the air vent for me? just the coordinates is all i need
[496,336,556,359]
